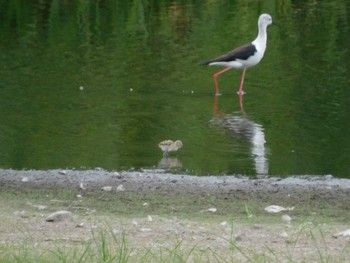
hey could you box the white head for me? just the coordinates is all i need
[258,14,273,28]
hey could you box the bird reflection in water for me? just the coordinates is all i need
[212,95,269,177]
[157,140,183,169]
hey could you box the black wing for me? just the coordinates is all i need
[201,43,257,65]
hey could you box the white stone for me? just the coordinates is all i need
[279,231,289,238]
[116,184,125,192]
[334,229,350,237]
[264,205,294,213]
[45,211,72,222]
[102,186,112,192]
[79,182,86,190]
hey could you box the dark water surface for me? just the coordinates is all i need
[1,1,350,178]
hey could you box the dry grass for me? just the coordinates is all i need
[0,188,349,262]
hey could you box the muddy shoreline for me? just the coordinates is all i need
[1,169,350,205]
[1,169,349,262]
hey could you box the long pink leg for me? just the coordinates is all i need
[238,68,247,95]
[239,93,246,115]
[213,67,231,96]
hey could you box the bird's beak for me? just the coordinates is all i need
[272,21,280,28]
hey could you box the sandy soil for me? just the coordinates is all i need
[0,169,349,261]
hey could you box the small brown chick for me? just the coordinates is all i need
[158,140,183,156]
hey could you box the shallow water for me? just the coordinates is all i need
[1,1,350,178]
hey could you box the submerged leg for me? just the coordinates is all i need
[239,93,246,115]
[237,68,247,95]
[213,67,231,96]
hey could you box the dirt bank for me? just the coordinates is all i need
[1,169,350,205]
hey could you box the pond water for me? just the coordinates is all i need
[1,0,350,178]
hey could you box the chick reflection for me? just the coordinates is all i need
[158,157,183,169]
[157,140,183,169]
[212,95,269,176]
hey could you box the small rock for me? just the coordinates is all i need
[143,202,149,206]
[102,186,112,192]
[79,182,86,190]
[21,177,28,182]
[207,207,217,213]
[333,229,350,238]
[59,170,67,175]
[147,215,153,222]
[139,228,152,232]
[235,233,246,242]
[282,214,292,224]
[32,205,47,210]
[45,211,72,222]
[116,184,125,192]
[324,174,333,180]
[220,221,227,226]
[76,222,84,228]
[77,194,83,198]
[279,231,289,238]
[264,205,294,213]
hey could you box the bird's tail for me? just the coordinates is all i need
[198,60,211,65]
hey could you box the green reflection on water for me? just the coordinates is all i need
[1,0,350,177]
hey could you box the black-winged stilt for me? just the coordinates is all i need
[202,14,276,96]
